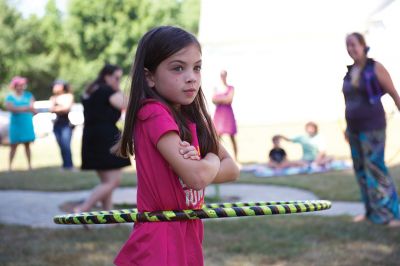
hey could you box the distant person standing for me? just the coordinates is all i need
[343,32,400,226]
[212,70,238,160]
[75,64,131,213]
[49,80,75,171]
[5,76,36,171]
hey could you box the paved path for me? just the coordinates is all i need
[0,184,365,228]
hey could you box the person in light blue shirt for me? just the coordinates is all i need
[5,76,36,171]
[279,122,332,166]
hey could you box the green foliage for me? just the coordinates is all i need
[0,0,201,100]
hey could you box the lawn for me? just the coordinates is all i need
[3,164,400,202]
[1,216,399,266]
[2,123,400,266]
[1,125,400,201]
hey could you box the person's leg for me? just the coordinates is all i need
[267,160,279,169]
[54,125,74,169]
[347,130,368,222]
[53,125,63,166]
[278,160,296,169]
[74,169,122,212]
[23,142,32,170]
[229,135,238,161]
[9,144,18,171]
[59,125,74,169]
[362,129,400,225]
[314,154,334,167]
[99,170,122,210]
[287,160,308,167]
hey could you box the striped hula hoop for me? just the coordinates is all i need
[54,200,331,225]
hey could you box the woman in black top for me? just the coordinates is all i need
[75,64,131,213]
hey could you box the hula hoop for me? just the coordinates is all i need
[54,200,331,225]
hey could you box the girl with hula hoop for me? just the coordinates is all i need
[112,26,240,266]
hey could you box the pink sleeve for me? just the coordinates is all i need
[138,102,180,146]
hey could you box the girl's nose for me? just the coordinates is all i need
[186,72,197,84]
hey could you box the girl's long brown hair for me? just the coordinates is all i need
[114,26,219,158]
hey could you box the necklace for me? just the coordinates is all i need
[350,65,361,88]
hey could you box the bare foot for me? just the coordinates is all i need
[73,205,84,214]
[353,214,366,223]
[72,205,90,230]
[388,220,400,228]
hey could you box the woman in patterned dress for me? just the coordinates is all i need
[343,32,400,226]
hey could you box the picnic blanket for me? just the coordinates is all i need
[241,160,352,178]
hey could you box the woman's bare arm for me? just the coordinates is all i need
[375,61,400,110]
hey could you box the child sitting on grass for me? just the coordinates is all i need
[267,135,289,169]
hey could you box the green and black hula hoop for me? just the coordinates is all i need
[54,200,332,225]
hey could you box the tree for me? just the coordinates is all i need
[67,0,200,70]
[0,0,201,100]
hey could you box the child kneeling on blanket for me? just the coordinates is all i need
[278,122,333,167]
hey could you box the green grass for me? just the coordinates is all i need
[2,164,400,202]
[238,165,400,202]
[1,125,399,201]
[0,127,137,191]
[1,216,399,266]
[0,167,136,191]
[2,124,400,265]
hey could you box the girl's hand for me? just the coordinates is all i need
[179,141,200,160]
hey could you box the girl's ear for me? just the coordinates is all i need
[144,68,155,88]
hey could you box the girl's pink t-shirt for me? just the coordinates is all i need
[114,101,205,266]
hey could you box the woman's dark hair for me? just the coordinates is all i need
[348,32,370,54]
[115,26,219,158]
[86,64,121,95]
[53,80,71,93]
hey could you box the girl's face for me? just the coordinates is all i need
[105,69,123,91]
[146,44,202,108]
[346,35,365,62]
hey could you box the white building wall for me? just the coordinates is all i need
[199,0,399,125]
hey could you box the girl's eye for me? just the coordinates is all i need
[194,66,202,72]
[173,66,184,71]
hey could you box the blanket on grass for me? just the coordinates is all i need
[241,160,352,178]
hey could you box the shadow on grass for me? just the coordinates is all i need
[1,216,399,266]
[204,215,400,266]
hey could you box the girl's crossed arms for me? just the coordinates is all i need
[158,135,239,191]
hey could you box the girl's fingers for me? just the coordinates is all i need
[180,146,196,155]
[183,150,199,158]
[179,141,192,154]
[180,141,190,147]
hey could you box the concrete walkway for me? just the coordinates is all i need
[0,184,365,228]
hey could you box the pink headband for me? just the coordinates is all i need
[10,76,27,88]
